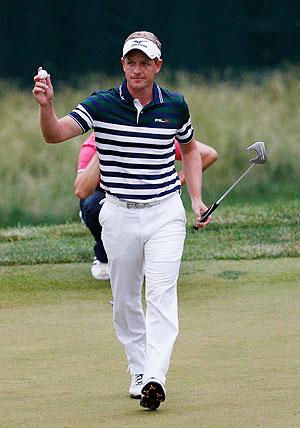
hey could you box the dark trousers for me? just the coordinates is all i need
[80,188,108,263]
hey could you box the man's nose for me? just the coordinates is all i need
[132,64,141,74]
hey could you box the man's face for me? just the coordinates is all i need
[121,50,162,92]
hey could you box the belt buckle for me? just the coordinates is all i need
[126,201,156,209]
[127,202,137,209]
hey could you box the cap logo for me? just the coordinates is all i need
[131,40,148,49]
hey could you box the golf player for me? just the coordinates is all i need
[33,30,211,410]
[74,133,217,281]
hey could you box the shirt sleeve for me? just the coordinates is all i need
[175,97,194,145]
[68,93,98,133]
[77,133,97,172]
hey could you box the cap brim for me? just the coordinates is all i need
[122,38,161,60]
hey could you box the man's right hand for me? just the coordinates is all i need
[31,66,82,144]
[32,67,54,106]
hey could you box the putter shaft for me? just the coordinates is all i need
[194,163,256,228]
[193,141,267,230]
[216,163,255,205]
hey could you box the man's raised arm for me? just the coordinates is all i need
[32,67,82,143]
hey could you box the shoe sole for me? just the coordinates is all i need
[129,393,141,399]
[140,381,165,410]
[91,274,110,280]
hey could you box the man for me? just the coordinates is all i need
[75,133,109,280]
[74,133,217,281]
[33,30,211,411]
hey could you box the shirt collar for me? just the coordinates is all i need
[119,80,164,105]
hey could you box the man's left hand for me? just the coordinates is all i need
[192,198,212,229]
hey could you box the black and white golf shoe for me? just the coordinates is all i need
[140,378,166,410]
[129,373,144,399]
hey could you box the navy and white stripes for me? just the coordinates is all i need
[69,81,194,202]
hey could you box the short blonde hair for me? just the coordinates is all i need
[125,31,161,52]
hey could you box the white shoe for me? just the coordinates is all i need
[79,210,86,225]
[91,258,109,280]
[129,373,144,399]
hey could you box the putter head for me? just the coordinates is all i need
[247,141,267,164]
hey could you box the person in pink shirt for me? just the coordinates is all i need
[74,133,217,280]
[75,133,109,280]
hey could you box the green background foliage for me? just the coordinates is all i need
[1,66,299,227]
[1,1,299,83]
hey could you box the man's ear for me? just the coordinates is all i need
[120,57,125,71]
[155,58,163,74]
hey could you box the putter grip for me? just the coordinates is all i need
[193,202,219,230]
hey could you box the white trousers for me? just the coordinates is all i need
[99,192,186,384]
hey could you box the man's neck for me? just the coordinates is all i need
[127,84,154,107]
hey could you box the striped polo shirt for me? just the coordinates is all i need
[69,80,194,202]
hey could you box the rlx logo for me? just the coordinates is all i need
[155,118,169,123]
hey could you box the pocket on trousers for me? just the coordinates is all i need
[99,202,117,228]
[99,202,107,226]
[177,197,187,224]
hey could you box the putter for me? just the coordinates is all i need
[194,141,267,229]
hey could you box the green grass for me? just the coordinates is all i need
[1,200,299,266]
[1,66,300,226]
[0,57,299,427]
[1,259,299,427]
[1,200,299,426]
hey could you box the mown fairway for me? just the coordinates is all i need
[0,192,299,428]
[0,259,299,427]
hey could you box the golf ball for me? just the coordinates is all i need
[38,69,48,79]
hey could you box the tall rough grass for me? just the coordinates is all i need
[0,67,299,227]
[169,66,300,203]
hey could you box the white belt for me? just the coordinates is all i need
[105,194,160,209]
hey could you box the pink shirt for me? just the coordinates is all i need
[77,133,97,172]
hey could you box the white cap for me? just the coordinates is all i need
[122,38,161,59]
